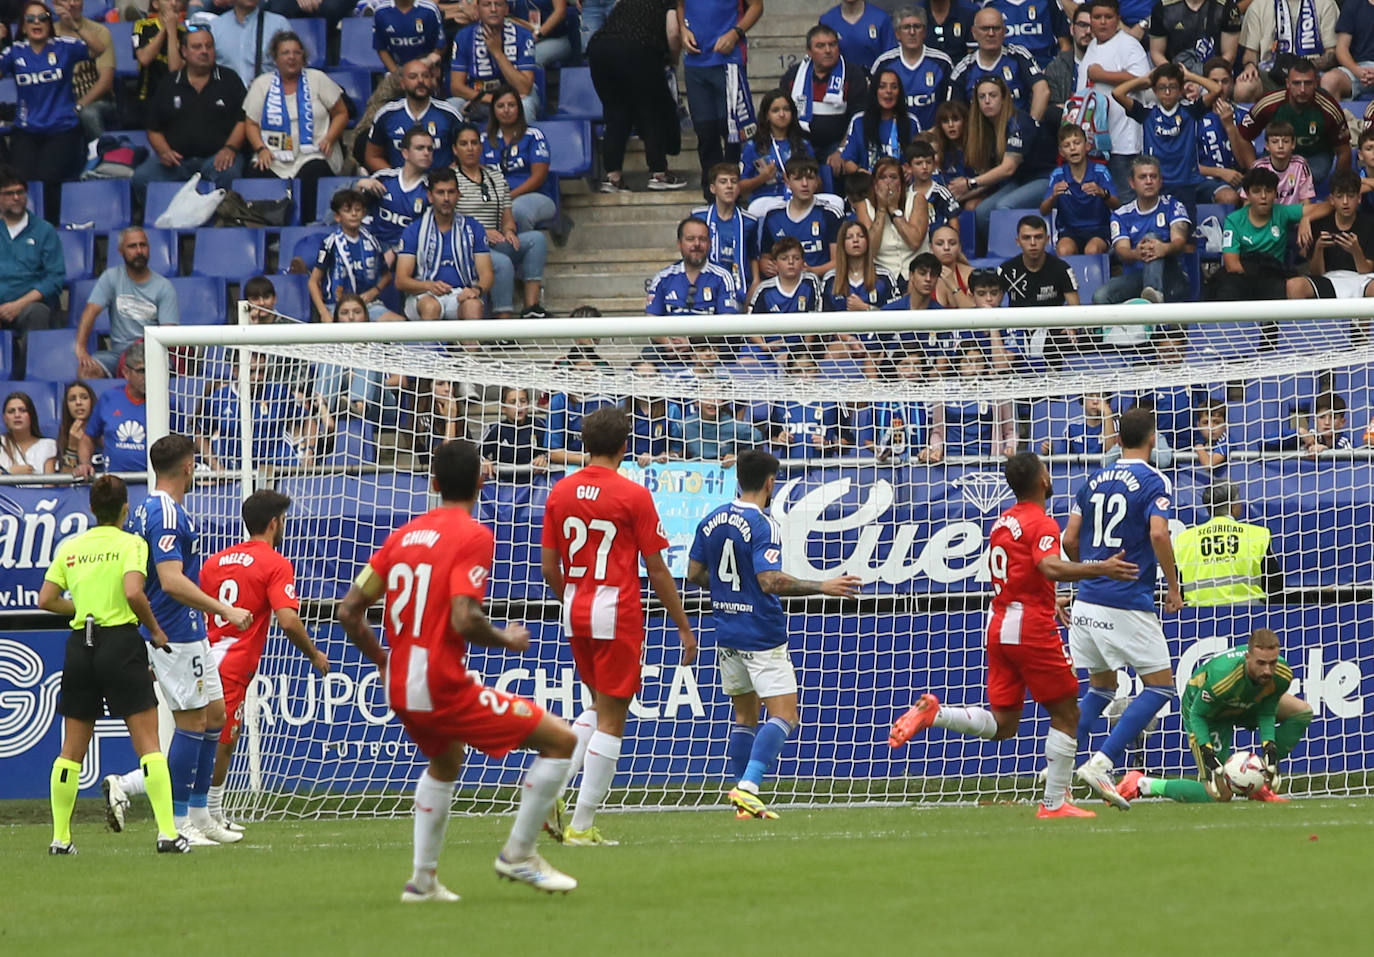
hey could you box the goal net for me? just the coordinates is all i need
[144,301,1374,818]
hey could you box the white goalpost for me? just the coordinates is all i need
[144,298,1374,819]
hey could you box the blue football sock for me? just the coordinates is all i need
[741,717,794,789]
[727,724,757,781]
[1099,685,1175,766]
[1077,686,1116,755]
[189,730,219,809]
[168,728,201,818]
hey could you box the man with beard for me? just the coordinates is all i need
[365,59,463,172]
[645,217,738,316]
[74,228,180,379]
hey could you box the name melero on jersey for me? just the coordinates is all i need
[216,552,256,568]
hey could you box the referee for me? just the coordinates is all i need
[38,476,190,855]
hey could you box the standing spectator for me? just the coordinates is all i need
[0,171,62,381]
[984,0,1069,71]
[267,0,356,25]
[1321,0,1374,103]
[209,0,289,84]
[822,221,900,311]
[1193,55,1247,206]
[1252,121,1316,207]
[1,391,57,476]
[1288,170,1374,301]
[1077,0,1151,202]
[781,24,867,179]
[1236,59,1349,185]
[923,0,978,67]
[483,86,555,233]
[0,2,106,209]
[679,0,765,193]
[1207,168,1323,301]
[645,217,738,316]
[365,59,464,171]
[948,6,1049,121]
[1094,156,1192,304]
[586,0,685,193]
[243,31,349,228]
[394,168,494,319]
[75,228,180,380]
[1112,62,1222,218]
[684,397,759,463]
[1234,0,1338,103]
[133,28,248,203]
[691,163,759,307]
[1046,5,1093,111]
[357,127,435,255]
[739,90,815,216]
[856,156,930,283]
[871,7,953,132]
[56,381,96,475]
[954,75,1057,239]
[480,386,547,475]
[839,67,916,173]
[310,189,405,322]
[54,0,116,141]
[79,343,150,476]
[1042,123,1117,256]
[131,0,188,127]
[450,0,538,123]
[820,0,896,73]
[511,0,573,68]
[1147,0,1240,70]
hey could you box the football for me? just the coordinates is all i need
[1223,750,1267,796]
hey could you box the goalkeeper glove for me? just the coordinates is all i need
[1200,744,1228,794]
[1261,740,1281,791]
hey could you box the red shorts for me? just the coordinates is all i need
[569,633,643,699]
[396,684,545,759]
[986,640,1079,711]
[219,672,250,745]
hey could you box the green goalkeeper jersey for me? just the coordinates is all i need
[1182,645,1292,745]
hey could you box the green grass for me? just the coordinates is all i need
[2,798,1367,956]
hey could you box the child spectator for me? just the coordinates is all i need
[310,189,404,323]
[1251,121,1315,208]
[1209,167,1328,301]
[923,342,1016,462]
[1289,170,1374,300]
[749,237,825,313]
[480,386,547,477]
[759,157,844,278]
[823,221,899,311]
[1042,124,1116,256]
[878,253,953,374]
[740,90,818,217]
[56,381,95,475]
[933,100,971,184]
[1112,62,1222,218]
[691,163,760,309]
[864,352,929,462]
[1192,56,1247,207]
[767,352,840,460]
[683,397,760,464]
[904,140,961,239]
[1264,393,1353,455]
[625,363,684,466]
[1191,397,1228,469]
[1356,127,1374,215]
[1042,393,1118,456]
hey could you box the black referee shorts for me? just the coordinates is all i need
[58,624,158,721]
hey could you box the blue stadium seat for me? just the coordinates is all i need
[105,227,180,275]
[0,331,11,378]
[986,208,1037,259]
[171,277,228,325]
[327,69,372,126]
[26,180,42,219]
[1185,321,1260,360]
[230,177,301,226]
[191,227,267,280]
[277,226,331,272]
[956,208,975,247]
[1180,247,1202,301]
[82,0,108,18]
[338,16,378,70]
[1065,254,1107,303]
[109,21,137,77]
[1279,318,1349,353]
[24,330,81,383]
[271,273,313,322]
[58,230,95,283]
[68,278,101,333]
[312,176,359,224]
[60,180,132,230]
[0,380,58,434]
[540,118,593,178]
[552,66,602,121]
[295,18,328,69]
[323,419,377,465]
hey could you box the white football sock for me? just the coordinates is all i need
[206,784,224,822]
[410,772,455,891]
[189,804,213,828]
[933,706,998,740]
[570,731,621,831]
[1042,728,1077,810]
[559,710,597,795]
[117,768,146,796]
[503,757,571,861]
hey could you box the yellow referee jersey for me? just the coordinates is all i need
[43,526,148,629]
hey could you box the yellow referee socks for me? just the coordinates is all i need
[140,752,178,839]
[50,757,82,845]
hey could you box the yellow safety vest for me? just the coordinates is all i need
[1174,516,1271,605]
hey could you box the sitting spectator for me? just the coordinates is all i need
[1,391,57,476]
[450,0,538,123]
[1191,396,1228,468]
[0,172,62,380]
[1288,170,1374,300]
[545,359,618,468]
[453,123,547,317]
[310,190,404,322]
[1042,393,1119,455]
[1209,166,1327,301]
[1264,392,1352,454]
[482,85,555,234]
[133,27,248,203]
[1192,55,1247,207]
[933,100,972,185]
[480,385,547,476]
[904,141,960,240]
[875,254,952,372]
[823,221,899,311]
[131,0,188,127]
[209,0,288,84]
[840,68,916,174]
[954,75,1057,239]
[1358,127,1374,215]
[999,214,1083,365]
[740,90,817,217]
[749,237,824,313]
[1234,0,1338,101]
[691,163,760,309]
[1047,6,1093,111]
[924,0,979,68]
[684,397,760,464]
[78,343,149,477]
[244,274,281,323]
[871,7,954,132]
[856,157,930,284]
[768,353,840,460]
[929,223,976,307]
[924,342,1016,462]
[299,295,392,463]
[948,6,1049,119]
[511,0,572,68]
[1251,121,1315,207]
[646,217,738,316]
[1147,0,1240,70]
[244,31,349,224]
[54,0,116,140]
[781,24,868,178]
[357,127,435,258]
[75,228,180,380]
[1094,156,1192,304]
[395,168,494,319]
[1321,0,1374,102]
[56,381,95,474]
[1236,59,1348,184]
[365,60,463,171]
[820,0,895,74]
[1113,62,1222,218]
[759,158,844,278]
[0,2,105,212]
[966,267,1019,371]
[1043,124,1118,256]
[413,379,470,467]
[625,372,684,466]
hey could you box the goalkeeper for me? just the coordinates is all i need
[1117,628,1312,804]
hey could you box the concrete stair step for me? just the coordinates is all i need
[554,218,683,252]
[544,264,664,300]
[548,244,675,265]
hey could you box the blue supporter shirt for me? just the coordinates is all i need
[923,0,979,66]
[1190,427,1228,466]
[0,37,88,134]
[481,126,551,193]
[748,274,823,313]
[372,0,444,63]
[628,404,684,457]
[869,47,953,131]
[452,20,535,89]
[1110,195,1191,272]
[315,227,388,302]
[1062,413,1111,454]
[545,393,618,452]
[1361,162,1374,215]
[740,137,814,199]
[368,98,462,169]
[682,0,744,68]
[1072,458,1171,612]
[760,200,844,267]
[127,490,204,642]
[821,268,897,310]
[691,204,759,306]
[1126,97,1209,188]
[942,398,997,456]
[646,261,738,315]
[202,382,297,467]
[867,400,928,456]
[84,386,147,473]
[367,168,430,248]
[840,112,907,170]
[949,44,1044,113]
[769,401,840,459]
[690,500,788,651]
[820,3,897,72]
[988,0,1069,69]
[1337,0,1374,62]
[1046,160,1115,235]
[397,213,489,287]
[923,181,961,232]
[1197,104,1247,171]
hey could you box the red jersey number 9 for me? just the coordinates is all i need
[988,544,1009,596]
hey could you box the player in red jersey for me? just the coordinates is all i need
[888,452,1138,818]
[201,490,329,833]
[338,440,578,900]
[540,406,696,846]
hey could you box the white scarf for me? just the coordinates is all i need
[262,69,316,162]
[790,55,846,130]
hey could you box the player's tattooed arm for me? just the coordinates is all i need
[757,571,862,598]
[685,559,711,589]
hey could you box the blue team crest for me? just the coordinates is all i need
[703,285,713,301]
[427,121,436,134]
[953,471,1011,514]
[926,71,934,85]
[1309,122,1317,136]
[415,18,423,30]
[953,22,961,35]
[413,197,423,212]
[48,52,56,65]
[799,295,809,309]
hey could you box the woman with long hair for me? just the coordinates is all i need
[1,391,57,475]
[739,89,815,216]
[854,157,929,286]
[56,381,96,474]
[483,85,557,234]
[929,224,974,308]
[933,101,971,184]
[823,221,899,311]
[952,75,1056,240]
[839,68,914,174]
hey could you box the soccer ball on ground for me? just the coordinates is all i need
[1223,750,1267,796]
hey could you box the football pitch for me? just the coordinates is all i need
[2,798,1367,956]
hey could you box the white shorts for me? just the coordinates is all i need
[1307,270,1374,300]
[148,638,224,711]
[1067,600,1171,676]
[404,290,476,319]
[718,643,798,699]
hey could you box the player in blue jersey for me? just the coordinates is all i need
[646,217,739,316]
[687,450,862,819]
[749,238,824,313]
[310,189,405,322]
[1063,407,1183,809]
[358,126,434,254]
[986,0,1070,70]
[948,7,1049,118]
[365,61,463,170]
[869,7,953,131]
[759,157,844,277]
[373,0,445,76]
[820,1,897,72]
[1113,62,1222,217]
[126,435,252,844]
[693,163,760,307]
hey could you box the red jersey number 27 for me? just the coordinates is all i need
[563,516,617,579]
